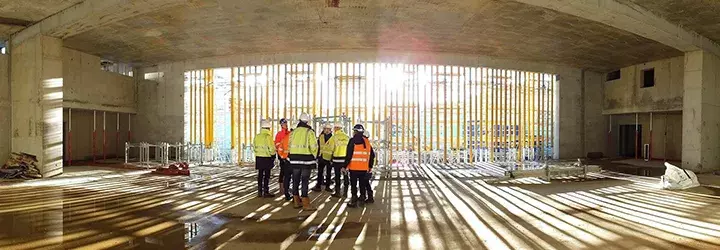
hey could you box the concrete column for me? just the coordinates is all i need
[558,68,584,159]
[0,55,10,165]
[10,35,63,177]
[682,50,720,172]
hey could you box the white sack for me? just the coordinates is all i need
[660,162,700,190]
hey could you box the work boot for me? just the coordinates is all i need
[284,194,292,201]
[347,197,358,208]
[293,196,302,209]
[263,193,276,198]
[311,185,322,192]
[302,197,317,211]
[365,195,375,204]
[257,191,264,198]
[324,186,333,192]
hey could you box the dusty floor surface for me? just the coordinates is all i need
[0,163,719,250]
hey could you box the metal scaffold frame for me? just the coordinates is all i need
[184,63,558,166]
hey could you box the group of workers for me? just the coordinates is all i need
[253,112,376,210]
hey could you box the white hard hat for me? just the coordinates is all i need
[299,112,311,122]
[334,123,343,128]
[261,120,272,128]
[323,123,332,129]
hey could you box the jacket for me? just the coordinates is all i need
[344,133,375,170]
[329,130,350,164]
[318,132,333,161]
[288,122,318,167]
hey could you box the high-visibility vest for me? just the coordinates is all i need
[330,131,350,163]
[319,133,333,161]
[288,127,318,166]
[253,129,276,157]
[348,137,372,171]
[289,126,318,159]
[278,136,290,159]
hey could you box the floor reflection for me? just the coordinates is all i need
[0,163,718,250]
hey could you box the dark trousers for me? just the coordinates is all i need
[279,159,292,197]
[365,171,374,199]
[333,163,350,194]
[278,159,286,184]
[350,170,370,200]
[316,159,333,187]
[292,167,312,197]
[257,168,271,195]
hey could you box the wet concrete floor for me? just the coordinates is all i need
[0,163,719,249]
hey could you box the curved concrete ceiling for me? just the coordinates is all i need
[60,0,683,71]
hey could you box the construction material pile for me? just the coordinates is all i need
[1,153,43,179]
[153,162,190,176]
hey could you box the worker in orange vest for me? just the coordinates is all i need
[274,118,292,201]
[344,124,376,207]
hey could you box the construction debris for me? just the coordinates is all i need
[153,162,191,176]
[1,152,43,179]
[660,162,700,190]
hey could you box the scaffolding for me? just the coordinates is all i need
[185,63,557,165]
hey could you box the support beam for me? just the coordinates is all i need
[514,0,720,56]
[11,0,186,46]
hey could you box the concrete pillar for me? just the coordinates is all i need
[10,35,63,177]
[0,54,9,165]
[682,50,720,173]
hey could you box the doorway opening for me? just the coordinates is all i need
[618,124,641,157]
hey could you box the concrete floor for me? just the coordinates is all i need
[0,164,719,250]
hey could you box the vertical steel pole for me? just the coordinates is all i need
[93,110,97,164]
[635,113,639,159]
[68,108,72,166]
[443,66,448,162]
[650,112,653,160]
[116,112,120,159]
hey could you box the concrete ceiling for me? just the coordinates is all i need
[59,0,684,71]
[0,0,83,39]
[622,0,720,44]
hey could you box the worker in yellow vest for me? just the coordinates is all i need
[313,123,334,192]
[288,112,318,211]
[328,123,350,198]
[253,120,277,198]
[344,124,376,207]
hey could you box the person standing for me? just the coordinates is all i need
[345,124,376,207]
[253,120,277,198]
[274,118,292,201]
[313,123,334,192]
[288,113,318,211]
[328,123,350,198]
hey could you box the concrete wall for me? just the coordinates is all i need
[63,48,136,113]
[604,56,684,114]
[583,71,607,156]
[63,109,129,161]
[136,50,586,159]
[682,50,720,172]
[0,54,9,165]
